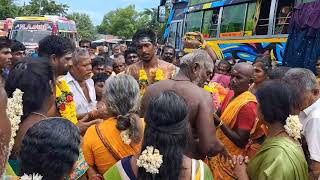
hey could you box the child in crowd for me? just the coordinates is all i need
[92,73,109,110]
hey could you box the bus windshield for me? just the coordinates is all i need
[10,30,51,44]
[10,20,53,44]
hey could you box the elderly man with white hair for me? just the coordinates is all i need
[141,49,226,160]
[284,68,320,179]
[63,48,105,122]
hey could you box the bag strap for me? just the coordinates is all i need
[95,124,121,161]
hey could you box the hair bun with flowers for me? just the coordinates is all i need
[284,115,303,141]
[137,146,163,174]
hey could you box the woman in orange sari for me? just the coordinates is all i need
[83,74,144,175]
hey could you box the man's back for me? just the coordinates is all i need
[141,79,221,159]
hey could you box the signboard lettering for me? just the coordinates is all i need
[13,22,53,31]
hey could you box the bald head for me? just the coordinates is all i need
[233,62,254,78]
[230,63,254,96]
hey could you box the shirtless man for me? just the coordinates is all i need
[126,29,176,84]
[141,49,226,160]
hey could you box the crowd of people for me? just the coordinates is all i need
[0,28,319,180]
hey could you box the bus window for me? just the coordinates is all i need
[168,22,178,47]
[220,4,247,37]
[244,2,257,36]
[201,9,219,38]
[274,0,294,34]
[185,11,203,33]
[255,0,272,35]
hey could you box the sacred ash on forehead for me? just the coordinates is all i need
[137,37,153,44]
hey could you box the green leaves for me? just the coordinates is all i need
[0,0,69,20]
[66,13,96,40]
[97,5,138,39]
[0,0,20,19]
[23,0,69,16]
[97,5,167,40]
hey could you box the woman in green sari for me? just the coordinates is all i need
[232,80,309,180]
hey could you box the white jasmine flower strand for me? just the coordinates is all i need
[20,173,43,180]
[120,129,132,145]
[284,115,303,141]
[137,146,163,174]
[6,89,24,156]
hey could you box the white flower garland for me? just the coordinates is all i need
[20,173,43,180]
[6,89,24,156]
[284,115,303,141]
[120,130,132,145]
[137,146,163,174]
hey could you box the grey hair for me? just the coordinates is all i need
[104,74,141,140]
[180,49,213,70]
[72,48,89,65]
[113,55,125,64]
[283,68,318,92]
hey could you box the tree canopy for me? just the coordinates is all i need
[23,0,69,16]
[67,13,96,40]
[0,0,20,19]
[0,0,69,19]
[97,5,167,40]
[97,5,139,39]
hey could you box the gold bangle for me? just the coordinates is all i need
[217,121,224,129]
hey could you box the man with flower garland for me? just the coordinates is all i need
[38,36,103,134]
[39,35,103,180]
[141,49,227,160]
[125,29,176,94]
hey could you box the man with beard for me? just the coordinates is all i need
[126,29,176,86]
[161,45,175,63]
[141,49,226,160]
[38,36,75,79]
